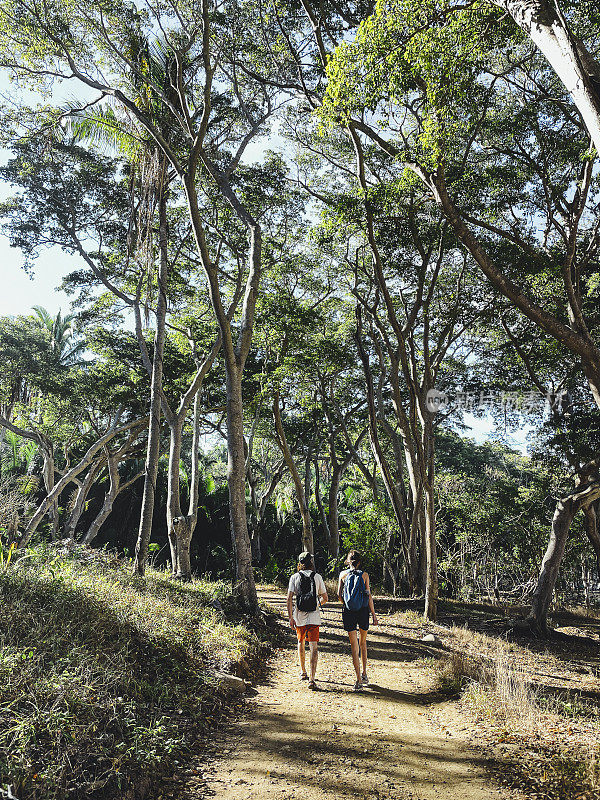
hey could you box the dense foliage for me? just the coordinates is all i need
[0,0,598,625]
[0,1,600,797]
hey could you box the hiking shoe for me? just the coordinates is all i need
[353,681,363,692]
[299,672,309,681]
[308,680,319,691]
[361,673,369,685]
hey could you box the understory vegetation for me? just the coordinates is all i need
[0,543,268,800]
[401,605,600,800]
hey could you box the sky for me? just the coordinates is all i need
[0,136,75,312]
[1,241,73,317]
[0,68,85,318]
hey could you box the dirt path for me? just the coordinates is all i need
[183,591,519,800]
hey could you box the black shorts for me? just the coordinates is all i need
[342,606,370,632]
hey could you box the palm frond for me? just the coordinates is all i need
[33,305,53,330]
[62,99,143,159]
[0,431,38,476]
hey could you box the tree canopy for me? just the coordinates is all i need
[0,0,598,634]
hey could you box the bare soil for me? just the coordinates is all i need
[169,591,524,800]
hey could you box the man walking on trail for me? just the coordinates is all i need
[338,550,378,691]
[287,552,328,690]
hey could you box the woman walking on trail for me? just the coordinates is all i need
[338,550,378,691]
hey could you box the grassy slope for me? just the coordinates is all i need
[0,543,267,800]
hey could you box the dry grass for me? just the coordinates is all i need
[558,604,600,621]
[383,607,600,799]
[397,608,424,625]
[428,649,479,694]
[458,640,538,733]
[433,624,600,799]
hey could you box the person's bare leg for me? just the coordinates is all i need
[309,641,318,681]
[359,629,368,672]
[359,628,368,677]
[298,639,307,676]
[348,630,361,682]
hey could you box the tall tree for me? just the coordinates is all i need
[321,0,600,630]
[0,0,294,608]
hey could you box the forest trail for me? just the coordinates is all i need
[180,590,520,800]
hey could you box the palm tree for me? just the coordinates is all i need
[33,306,85,366]
[63,41,197,578]
[0,430,38,478]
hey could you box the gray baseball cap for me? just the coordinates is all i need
[298,551,313,565]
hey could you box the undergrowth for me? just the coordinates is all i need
[427,623,600,800]
[0,542,268,800]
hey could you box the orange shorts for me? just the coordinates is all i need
[296,624,320,643]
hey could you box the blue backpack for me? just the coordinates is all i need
[343,569,369,611]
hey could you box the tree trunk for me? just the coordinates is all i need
[183,165,260,611]
[64,457,104,539]
[250,526,262,565]
[41,448,59,540]
[246,466,263,566]
[383,557,400,595]
[528,479,600,634]
[378,362,420,590]
[528,495,575,634]
[166,419,186,576]
[421,411,438,621]
[304,448,313,520]
[327,462,346,559]
[272,391,314,553]
[82,459,143,546]
[335,408,379,500]
[19,417,146,546]
[246,409,262,566]
[418,504,428,596]
[250,461,286,565]
[354,312,414,587]
[298,492,313,553]
[133,189,169,577]
[227,371,258,608]
[171,517,194,578]
[314,457,332,547]
[423,480,438,621]
[166,391,203,581]
[401,451,422,595]
[495,0,600,157]
[583,500,600,573]
[83,493,115,547]
[82,457,120,546]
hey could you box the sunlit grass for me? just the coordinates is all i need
[0,543,264,800]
